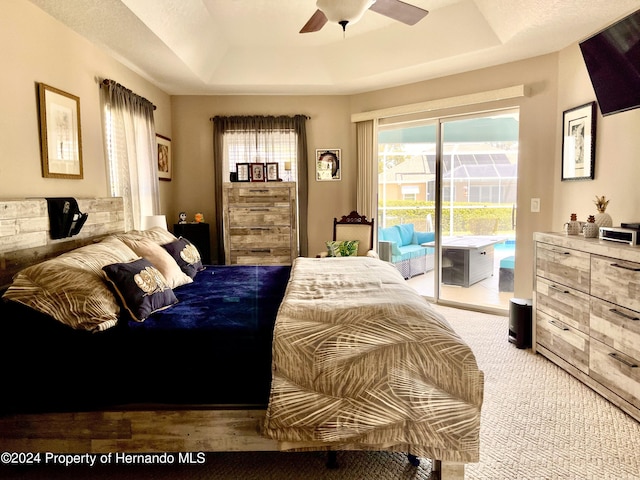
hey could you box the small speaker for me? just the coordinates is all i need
[230,172,238,182]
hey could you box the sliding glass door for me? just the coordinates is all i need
[377,109,519,312]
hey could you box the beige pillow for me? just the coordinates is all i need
[115,226,178,246]
[2,236,139,332]
[118,236,193,289]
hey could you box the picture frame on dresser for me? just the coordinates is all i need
[250,163,265,182]
[236,163,250,182]
[38,83,83,179]
[156,134,172,181]
[266,162,279,181]
[561,101,596,181]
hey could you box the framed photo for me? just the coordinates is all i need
[316,149,341,181]
[156,134,172,181]
[38,83,83,179]
[236,163,250,182]
[266,162,279,181]
[561,102,596,181]
[250,162,265,182]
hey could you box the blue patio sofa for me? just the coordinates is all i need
[378,223,435,278]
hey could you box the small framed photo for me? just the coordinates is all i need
[38,83,83,179]
[316,149,341,181]
[236,163,250,182]
[561,101,596,181]
[156,134,172,181]
[250,162,265,182]
[266,162,279,181]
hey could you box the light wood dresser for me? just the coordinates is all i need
[534,232,640,422]
[222,182,297,265]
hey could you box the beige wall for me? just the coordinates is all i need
[0,0,172,213]
[554,43,640,233]
[170,95,354,260]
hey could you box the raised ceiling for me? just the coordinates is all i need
[28,0,640,95]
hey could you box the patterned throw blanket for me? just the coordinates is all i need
[263,257,484,463]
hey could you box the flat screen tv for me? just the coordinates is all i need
[579,9,640,116]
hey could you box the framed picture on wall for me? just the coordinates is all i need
[236,163,250,182]
[38,83,83,179]
[316,149,341,181]
[157,134,172,181]
[561,102,596,181]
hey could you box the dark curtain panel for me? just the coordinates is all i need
[211,115,309,264]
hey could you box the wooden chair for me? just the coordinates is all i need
[318,211,375,257]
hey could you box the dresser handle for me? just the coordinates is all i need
[248,208,270,212]
[610,262,640,272]
[609,308,640,321]
[549,319,569,331]
[549,284,570,294]
[248,189,269,193]
[249,249,270,253]
[551,249,570,255]
[608,352,638,368]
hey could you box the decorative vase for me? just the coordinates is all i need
[583,215,599,238]
[565,213,581,235]
[593,195,613,228]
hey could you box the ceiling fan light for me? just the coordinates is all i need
[316,0,376,24]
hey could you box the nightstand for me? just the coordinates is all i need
[173,223,211,264]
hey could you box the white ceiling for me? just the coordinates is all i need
[28,0,640,95]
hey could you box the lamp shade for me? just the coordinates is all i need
[142,215,168,231]
[316,0,376,24]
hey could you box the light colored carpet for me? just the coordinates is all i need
[2,305,639,479]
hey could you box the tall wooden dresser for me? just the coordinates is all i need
[534,232,640,422]
[222,182,297,265]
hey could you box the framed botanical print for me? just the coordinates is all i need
[156,134,172,181]
[38,83,83,179]
[561,102,596,181]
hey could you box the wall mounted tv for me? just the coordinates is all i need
[579,9,640,116]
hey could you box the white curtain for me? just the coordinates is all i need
[356,119,378,222]
[100,80,158,231]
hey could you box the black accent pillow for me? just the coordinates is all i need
[102,258,178,322]
[162,237,204,278]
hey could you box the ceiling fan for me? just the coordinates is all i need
[300,0,429,33]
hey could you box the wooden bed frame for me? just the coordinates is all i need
[0,197,466,480]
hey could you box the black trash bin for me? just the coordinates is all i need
[508,298,532,349]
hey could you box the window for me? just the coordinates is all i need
[223,130,298,182]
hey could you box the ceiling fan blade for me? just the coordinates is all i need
[369,0,429,26]
[300,9,328,33]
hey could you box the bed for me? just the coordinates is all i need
[0,200,483,479]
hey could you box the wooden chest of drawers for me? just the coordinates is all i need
[534,232,640,422]
[222,182,297,265]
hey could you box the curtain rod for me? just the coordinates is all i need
[209,114,310,121]
[101,79,156,110]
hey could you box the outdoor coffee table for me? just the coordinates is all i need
[422,235,507,287]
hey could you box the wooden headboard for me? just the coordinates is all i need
[0,197,124,288]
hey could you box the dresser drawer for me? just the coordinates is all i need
[591,255,640,312]
[537,310,589,373]
[229,226,291,248]
[590,297,640,360]
[227,186,291,204]
[229,207,291,227]
[230,248,292,265]
[590,337,640,410]
[536,276,590,334]
[536,242,590,293]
